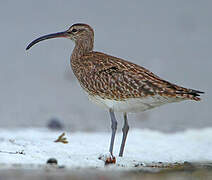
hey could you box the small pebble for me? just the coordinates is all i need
[46,158,58,165]
[58,165,66,169]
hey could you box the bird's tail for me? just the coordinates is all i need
[176,88,204,101]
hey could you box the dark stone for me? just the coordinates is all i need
[46,158,58,165]
[58,165,66,169]
[47,118,64,130]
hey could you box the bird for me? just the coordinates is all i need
[26,23,204,159]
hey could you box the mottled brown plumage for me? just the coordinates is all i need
[26,23,204,158]
[71,51,203,101]
[64,24,203,104]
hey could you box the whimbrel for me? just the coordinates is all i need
[26,23,203,159]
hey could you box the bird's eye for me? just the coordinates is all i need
[72,29,77,33]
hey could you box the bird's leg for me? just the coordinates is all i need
[119,112,129,157]
[109,109,117,156]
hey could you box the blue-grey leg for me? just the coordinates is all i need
[109,109,117,156]
[119,112,129,157]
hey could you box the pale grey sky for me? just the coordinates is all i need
[0,0,211,132]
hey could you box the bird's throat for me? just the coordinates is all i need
[71,38,94,60]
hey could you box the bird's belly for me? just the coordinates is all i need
[88,95,182,113]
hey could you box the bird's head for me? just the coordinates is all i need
[26,23,94,50]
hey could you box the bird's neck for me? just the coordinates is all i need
[71,37,94,60]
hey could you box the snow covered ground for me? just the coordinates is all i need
[0,128,212,169]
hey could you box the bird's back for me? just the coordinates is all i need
[71,51,203,112]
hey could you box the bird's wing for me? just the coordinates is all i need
[75,52,203,101]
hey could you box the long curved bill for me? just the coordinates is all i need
[26,31,68,50]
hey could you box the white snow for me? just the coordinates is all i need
[0,128,212,169]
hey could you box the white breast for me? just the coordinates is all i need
[88,95,183,113]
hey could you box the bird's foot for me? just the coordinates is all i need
[98,152,116,165]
